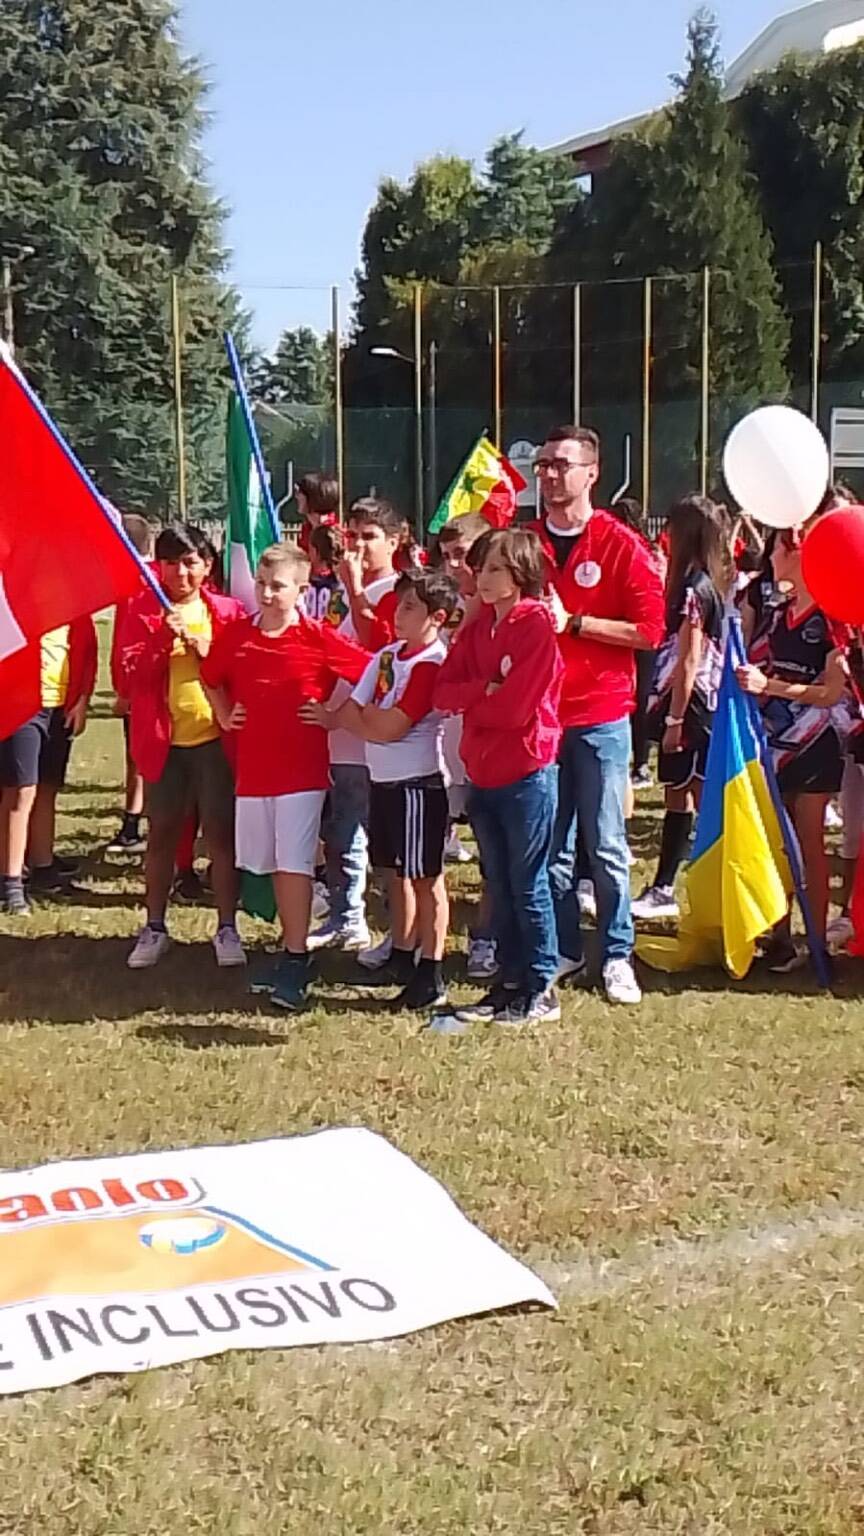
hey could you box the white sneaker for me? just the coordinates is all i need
[128,924,170,970]
[577,879,597,919]
[307,919,371,952]
[312,881,330,921]
[467,937,498,978]
[213,925,247,968]
[631,885,680,921]
[603,958,642,1005]
[444,833,473,864]
[358,933,393,970]
[826,912,854,951]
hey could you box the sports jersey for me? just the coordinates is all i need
[351,638,447,784]
[303,571,341,624]
[201,613,369,797]
[325,571,399,766]
[40,627,71,709]
[649,568,724,745]
[525,512,665,728]
[757,603,856,777]
[167,596,218,748]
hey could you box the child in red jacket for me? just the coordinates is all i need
[118,523,245,970]
[0,617,97,914]
[432,528,564,1031]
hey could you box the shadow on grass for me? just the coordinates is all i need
[135,1021,289,1049]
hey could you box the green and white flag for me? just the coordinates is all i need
[224,392,275,614]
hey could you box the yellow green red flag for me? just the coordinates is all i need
[428,435,526,534]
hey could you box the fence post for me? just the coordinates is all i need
[700,265,711,496]
[811,240,823,425]
[572,283,582,425]
[492,285,502,449]
[642,276,653,509]
[331,284,345,519]
[171,274,187,518]
[413,283,424,536]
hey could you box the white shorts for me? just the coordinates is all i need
[236,792,327,877]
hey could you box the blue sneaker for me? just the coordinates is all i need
[271,953,311,1012]
[248,952,280,996]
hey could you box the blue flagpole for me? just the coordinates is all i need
[2,347,170,612]
[728,619,832,988]
[223,332,280,543]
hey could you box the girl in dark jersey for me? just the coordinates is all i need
[633,497,727,920]
[737,527,856,968]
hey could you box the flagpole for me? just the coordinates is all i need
[223,332,280,543]
[0,344,170,612]
[728,622,831,988]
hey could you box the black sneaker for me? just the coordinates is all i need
[107,826,145,854]
[391,971,448,1013]
[498,988,562,1026]
[271,954,312,1012]
[248,952,280,997]
[356,950,416,989]
[29,861,72,894]
[173,869,207,904]
[454,982,523,1024]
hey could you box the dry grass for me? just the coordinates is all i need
[2,625,864,1533]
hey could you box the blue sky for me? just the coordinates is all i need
[179,0,787,351]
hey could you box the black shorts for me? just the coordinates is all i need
[145,741,235,830]
[369,775,448,878]
[0,708,72,790]
[658,739,709,792]
[777,734,844,797]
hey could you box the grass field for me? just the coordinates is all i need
[3,625,864,1534]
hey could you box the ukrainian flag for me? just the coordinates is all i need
[638,646,792,980]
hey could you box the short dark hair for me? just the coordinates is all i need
[436,513,490,547]
[348,496,403,539]
[545,425,600,462]
[395,569,459,621]
[468,528,545,598]
[155,523,214,562]
[309,521,344,566]
[296,471,339,516]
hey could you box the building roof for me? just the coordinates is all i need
[545,0,864,163]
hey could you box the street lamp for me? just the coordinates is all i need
[1,243,35,357]
[368,341,438,529]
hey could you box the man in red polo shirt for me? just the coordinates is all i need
[527,426,664,1005]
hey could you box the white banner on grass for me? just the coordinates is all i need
[0,1129,554,1395]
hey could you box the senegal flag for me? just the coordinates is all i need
[428,434,526,534]
[224,392,277,615]
[638,644,792,980]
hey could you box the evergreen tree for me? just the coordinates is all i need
[579,9,789,407]
[254,327,332,406]
[0,0,242,515]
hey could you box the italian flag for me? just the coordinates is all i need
[224,392,278,614]
[428,434,527,534]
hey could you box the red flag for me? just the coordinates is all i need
[0,345,164,738]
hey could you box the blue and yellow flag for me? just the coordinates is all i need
[638,647,792,980]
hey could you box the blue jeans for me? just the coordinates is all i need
[469,767,559,995]
[323,764,369,927]
[549,718,634,964]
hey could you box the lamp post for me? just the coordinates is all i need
[1,243,35,357]
[369,341,438,531]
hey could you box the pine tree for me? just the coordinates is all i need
[0,0,242,515]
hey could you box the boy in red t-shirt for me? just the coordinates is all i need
[302,569,459,1012]
[202,542,369,1011]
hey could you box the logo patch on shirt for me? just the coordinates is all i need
[373,650,396,704]
[575,561,602,589]
[801,617,825,646]
[500,655,512,678]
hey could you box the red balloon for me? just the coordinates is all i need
[801,506,864,626]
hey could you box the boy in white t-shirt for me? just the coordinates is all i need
[308,498,402,953]
[301,568,459,1012]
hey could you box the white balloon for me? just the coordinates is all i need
[722,405,830,529]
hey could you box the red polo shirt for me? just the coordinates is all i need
[526,511,665,729]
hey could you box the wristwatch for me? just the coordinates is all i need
[569,614,583,636]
